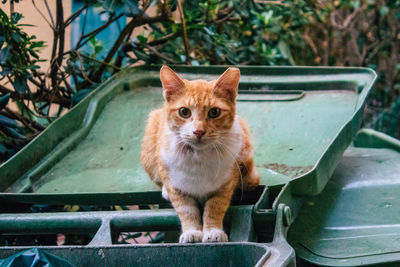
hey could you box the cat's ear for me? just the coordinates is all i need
[214,67,240,102]
[160,65,185,102]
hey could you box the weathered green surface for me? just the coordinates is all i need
[288,134,400,266]
[31,88,356,195]
[246,90,357,181]
[35,89,159,194]
[0,66,376,204]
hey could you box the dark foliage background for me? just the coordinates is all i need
[0,0,399,163]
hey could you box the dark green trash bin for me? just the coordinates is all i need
[289,129,400,266]
[0,66,376,205]
[0,66,378,266]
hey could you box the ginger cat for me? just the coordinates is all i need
[141,66,260,243]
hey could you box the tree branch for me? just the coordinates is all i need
[64,4,89,27]
[48,0,65,108]
[32,0,55,30]
[56,0,65,79]
[3,108,45,132]
[254,0,287,6]
[92,14,170,83]
[146,45,177,63]
[74,13,123,50]
[147,32,179,46]
[44,0,55,27]
[0,84,14,94]
[177,0,190,64]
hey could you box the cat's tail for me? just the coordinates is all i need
[243,168,261,191]
[239,159,261,191]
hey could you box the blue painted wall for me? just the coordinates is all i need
[71,1,127,58]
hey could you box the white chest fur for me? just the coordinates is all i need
[161,116,243,198]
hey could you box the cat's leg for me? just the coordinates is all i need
[165,184,203,243]
[161,185,169,200]
[157,165,202,242]
[202,178,236,242]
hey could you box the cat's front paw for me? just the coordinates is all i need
[202,228,228,243]
[179,229,203,243]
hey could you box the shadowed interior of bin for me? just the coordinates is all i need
[10,84,359,194]
[0,243,269,266]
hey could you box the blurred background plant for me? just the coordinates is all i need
[0,0,399,163]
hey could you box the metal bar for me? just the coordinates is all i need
[0,206,254,236]
[0,209,178,235]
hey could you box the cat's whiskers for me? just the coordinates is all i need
[212,143,222,182]
[216,140,244,202]
[172,137,186,155]
[179,141,192,156]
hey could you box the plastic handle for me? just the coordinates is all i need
[237,90,304,102]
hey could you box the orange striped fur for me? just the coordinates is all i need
[141,66,260,243]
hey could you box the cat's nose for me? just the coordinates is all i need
[193,130,205,138]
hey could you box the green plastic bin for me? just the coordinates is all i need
[288,129,400,266]
[0,65,376,205]
[0,66,377,266]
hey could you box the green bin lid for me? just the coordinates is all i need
[0,66,376,204]
[288,145,400,266]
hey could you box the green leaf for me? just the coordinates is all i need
[11,32,23,43]
[0,143,7,154]
[28,49,39,59]
[1,125,26,139]
[191,59,200,66]
[17,24,35,27]
[0,46,10,64]
[12,76,29,94]
[0,114,18,128]
[278,40,295,65]
[89,37,96,46]
[27,65,40,70]
[124,1,141,17]
[0,7,8,18]
[0,66,11,76]
[11,12,22,23]
[136,35,148,44]
[133,49,150,61]
[379,6,389,16]
[71,89,92,105]
[0,93,10,110]
[15,101,33,120]
[94,44,103,54]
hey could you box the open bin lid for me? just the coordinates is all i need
[0,66,376,204]
[288,130,400,266]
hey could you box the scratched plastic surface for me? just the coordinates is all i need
[288,146,400,266]
[33,89,356,193]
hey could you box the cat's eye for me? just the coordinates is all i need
[208,107,221,118]
[179,107,191,118]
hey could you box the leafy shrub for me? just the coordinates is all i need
[0,0,399,162]
[0,9,45,161]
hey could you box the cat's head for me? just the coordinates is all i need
[160,65,240,150]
